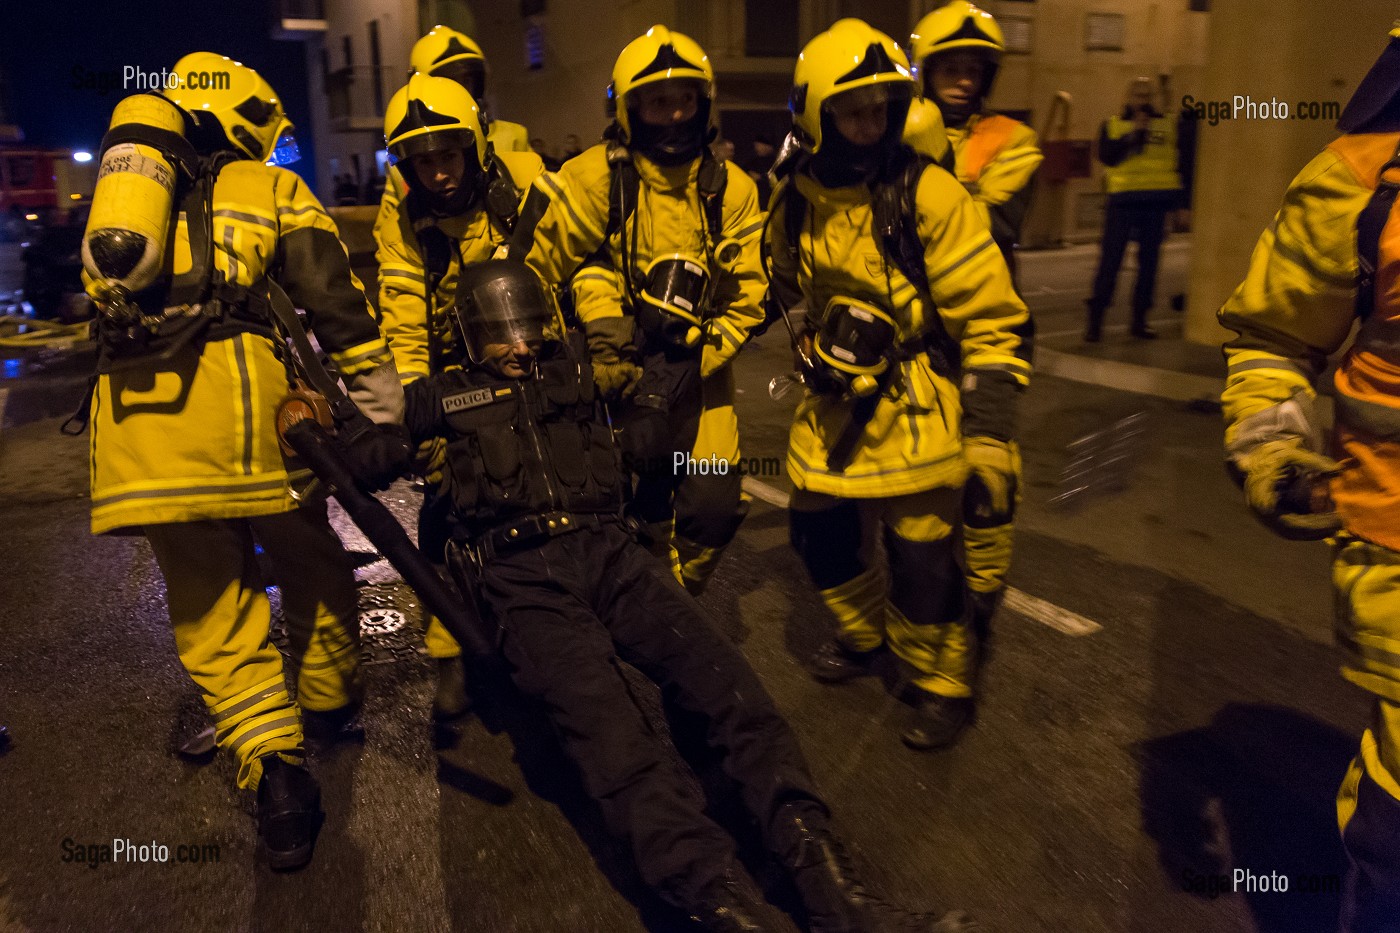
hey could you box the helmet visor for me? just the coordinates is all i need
[388,127,476,164]
[455,262,558,365]
[266,130,301,166]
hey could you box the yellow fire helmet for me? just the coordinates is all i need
[409,25,489,100]
[909,2,1004,96]
[790,19,914,154]
[383,73,487,168]
[608,25,714,143]
[165,52,295,164]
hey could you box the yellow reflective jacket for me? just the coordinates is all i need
[946,113,1042,244]
[525,144,767,462]
[1220,132,1400,551]
[373,151,546,382]
[89,160,400,534]
[769,167,1030,498]
[1101,115,1181,195]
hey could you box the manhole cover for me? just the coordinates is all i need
[360,607,407,636]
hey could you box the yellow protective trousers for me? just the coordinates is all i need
[789,487,973,698]
[1332,534,1400,930]
[144,505,361,790]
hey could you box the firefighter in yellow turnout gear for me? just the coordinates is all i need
[910,1,1041,629]
[910,2,1042,277]
[83,53,407,870]
[374,26,534,271]
[525,26,766,595]
[374,73,545,718]
[1218,29,1400,931]
[769,20,1029,751]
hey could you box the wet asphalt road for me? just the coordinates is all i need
[0,238,1370,932]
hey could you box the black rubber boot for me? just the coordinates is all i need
[808,640,882,684]
[774,807,977,933]
[432,656,471,721]
[1084,301,1106,343]
[900,693,975,752]
[255,754,323,871]
[302,699,363,755]
[688,870,772,932]
[1130,311,1157,339]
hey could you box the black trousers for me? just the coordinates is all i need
[472,524,826,907]
[1088,199,1169,321]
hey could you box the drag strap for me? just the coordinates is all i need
[60,374,99,436]
[1356,137,1400,322]
[264,280,358,422]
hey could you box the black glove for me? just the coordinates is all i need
[339,419,413,492]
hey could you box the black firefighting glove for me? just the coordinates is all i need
[339,418,413,493]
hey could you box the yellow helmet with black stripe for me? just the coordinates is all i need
[609,25,714,144]
[383,73,487,168]
[165,52,295,164]
[410,25,489,100]
[790,19,914,154]
[909,2,1004,98]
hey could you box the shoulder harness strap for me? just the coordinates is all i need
[871,148,960,374]
[1357,137,1400,322]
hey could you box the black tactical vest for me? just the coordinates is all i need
[436,345,623,535]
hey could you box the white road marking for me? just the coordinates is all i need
[1033,346,1223,402]
[1001,587,1103,636]
[741,476,793,509]
[740,477,1104,636]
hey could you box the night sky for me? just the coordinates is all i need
[1,0,318,187]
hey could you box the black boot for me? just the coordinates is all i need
[432,656,471,721]
[256,754,322,871]
[1084,301,1105,343]
[688,870,772,932]
[808,640,882,684]
[900,693,975,752]
[774,807,977,933]
[1130,311,1157,339]
[302,699,363,755]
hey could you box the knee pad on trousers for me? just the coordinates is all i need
[673,468,744,549]
[790,499,865,590]
[886,530,964,626]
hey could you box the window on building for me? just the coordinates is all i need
[342,35,354,69]
[1085,12,1125,51]
[745,0,800,57]
[839,0,906,44]
[368,20,384,114]
[1001,15,1033,53]
[525,21,546,70]
[1189,0,1210,11]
